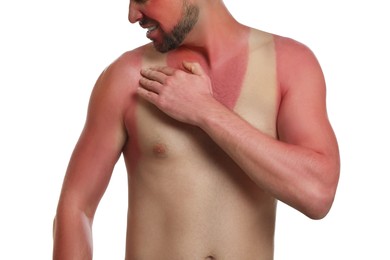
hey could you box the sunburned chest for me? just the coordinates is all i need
[128,50,279,160]
[124,39,279,159]
[166,47,249,110]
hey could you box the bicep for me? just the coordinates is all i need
[277,76,336,156]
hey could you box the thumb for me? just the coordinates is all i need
[182,61,204,76]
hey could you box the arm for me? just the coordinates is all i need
[53,64,128,259]
[198,38,339,219]
[138,40,340,219]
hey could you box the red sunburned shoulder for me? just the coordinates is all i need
[274,35,320,95]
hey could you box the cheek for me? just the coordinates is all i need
[148,3,182,30]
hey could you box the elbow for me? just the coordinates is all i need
[290,180,338,220]
[303,163,340,220]
[304,189,336,220]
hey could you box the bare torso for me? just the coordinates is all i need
[120,29,279,260]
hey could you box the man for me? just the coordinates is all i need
[53,0,340,259]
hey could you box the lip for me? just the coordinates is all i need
[139,19,157,29]
[144,25,159,39]
[139,21,159,38]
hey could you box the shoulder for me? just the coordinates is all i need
[91,44,154,99]
[273,35,320,69]
[100,43,164,87]
[100,45,146,86]
[248,29,317,59]
[273,35,325,95]
[248,28,274,52]
[87,45,152,113]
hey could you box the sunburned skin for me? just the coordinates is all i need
[274,34,322,96]
[165,34,249,110]
[123,48,143,173]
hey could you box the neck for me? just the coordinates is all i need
[179,1,249,68]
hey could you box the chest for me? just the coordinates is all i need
[125,40,279,160]
[132,58,277,160]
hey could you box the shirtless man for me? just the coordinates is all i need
[53,0,340,259]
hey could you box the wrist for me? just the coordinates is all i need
[197,99,231,132]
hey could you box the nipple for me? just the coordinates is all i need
[152,143,168,158]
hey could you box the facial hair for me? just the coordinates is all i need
[154,1,199,53]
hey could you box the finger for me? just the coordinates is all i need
[139,77,162,93]
[153,66,176,76]
[143,66,176,77]
[137,86,159,104]
[140,68,168,84]
[182,61,204,76]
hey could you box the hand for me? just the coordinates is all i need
[138,61,217,125]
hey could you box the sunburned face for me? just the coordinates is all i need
[135,0,199,53]
[156,2,199,52]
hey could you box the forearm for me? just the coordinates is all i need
[198,104,338,219]
[53,208,93,260]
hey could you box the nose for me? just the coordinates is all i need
[128,1,143,23]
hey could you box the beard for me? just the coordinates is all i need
[154,2,199,53]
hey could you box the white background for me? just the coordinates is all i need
[1,0,389,259]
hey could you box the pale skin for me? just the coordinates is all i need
[53,0,340,259]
